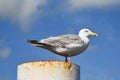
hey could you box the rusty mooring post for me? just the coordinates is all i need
[17,61,80,80]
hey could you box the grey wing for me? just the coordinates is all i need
[40,34,84,47]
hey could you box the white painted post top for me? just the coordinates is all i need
[17,60,80,80]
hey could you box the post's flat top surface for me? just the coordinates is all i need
[19,60,79,67]
[18,60,80,71]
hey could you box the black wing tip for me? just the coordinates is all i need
[27,40,38,43]
[27,40,30,43]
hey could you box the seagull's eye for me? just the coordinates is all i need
[85,30,88,32]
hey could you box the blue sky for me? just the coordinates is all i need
[0,0,120,80]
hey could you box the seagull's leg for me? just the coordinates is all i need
[65,56,68,62]
[65,56,71,62]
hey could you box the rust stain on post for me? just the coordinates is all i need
[64,62,73,71]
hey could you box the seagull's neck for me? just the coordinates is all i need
[79,34,89,44]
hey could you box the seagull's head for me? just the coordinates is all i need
[79,28,98,37]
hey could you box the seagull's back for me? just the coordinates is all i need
[41,34,83,46]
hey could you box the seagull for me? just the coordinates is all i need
[27,28,98,62]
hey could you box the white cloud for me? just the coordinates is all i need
[0,0,47,32]
[0,0,19,17]
[18,0,47,32]
[67,0,120,10]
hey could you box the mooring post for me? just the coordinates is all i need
[17,61,80,80]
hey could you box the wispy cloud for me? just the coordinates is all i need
[0,47,11,59]
[0,0,47,32]
[0,76,11,80]
[87,45,98,52]
[105,26,116,42]
[0,0,119,32]
[66,0,120,10]
[17,0,47,32]
[0,39,11,59]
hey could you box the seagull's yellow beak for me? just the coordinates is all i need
[91,33,98,37]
